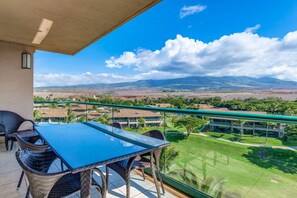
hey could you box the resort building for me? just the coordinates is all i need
[200,104,285,137]
[37,108,68,123]
[111,109,162,128]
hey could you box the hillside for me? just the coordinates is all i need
[35,76,297,90]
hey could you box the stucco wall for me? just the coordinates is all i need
[0,41,35,119]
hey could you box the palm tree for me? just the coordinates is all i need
[267,102,279,114]
[265,122,277,145]
[161,112,169,127]
[65,109,75,123]
[49,103,58,109]
[159,147,179,172]
[77,115,87,122]
[281,104,294,115]
[169,168,226,198]
[138,117,146,129]
[33,110,41,121]
[96,114,110,125]
[238,120,246,139]
[65,102,71,109]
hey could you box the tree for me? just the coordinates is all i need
[161,112,169,127]
[33,96,46,102]
[238,120,246,139]
[266,102,279,114]
[49,103,58,109]
[173,116,206,138]
[159,147,179,172]
[169,167,227,198]
[96,114,110,125]
[138,117,146,128]
[77,115,87,122]
[65,109,75,123]
[65,102,71,109]
[265,122,277,145]
[33,110,42,121]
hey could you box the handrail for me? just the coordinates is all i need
[34,101,297,124]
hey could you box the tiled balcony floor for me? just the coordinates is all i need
[0,138,177,198]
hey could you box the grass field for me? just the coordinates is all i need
[204,131,297,147]
[164,133,297,198]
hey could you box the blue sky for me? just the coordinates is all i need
[35,0,297,87]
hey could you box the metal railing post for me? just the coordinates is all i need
[85,104,88,121]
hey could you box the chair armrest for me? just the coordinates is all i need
[93,168,106,197]
[0,123,8,134]
[21,119,37,130]
[14,134,48,151]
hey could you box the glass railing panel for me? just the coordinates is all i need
[162,118,297,198]
[33,102,297,198]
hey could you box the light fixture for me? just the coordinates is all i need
[32,18,53,45]
[22,53,31,69]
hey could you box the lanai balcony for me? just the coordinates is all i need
[0,1,296,198]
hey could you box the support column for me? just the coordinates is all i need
[0,41,35,119]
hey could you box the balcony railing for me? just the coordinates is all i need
[34,101,297,198]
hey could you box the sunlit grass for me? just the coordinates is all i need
[204,131,297,147]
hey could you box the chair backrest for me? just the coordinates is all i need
[0,111,25,132]
[142,130,165,161]
[110,122,122,129]
[15,150,66,198]
[15,134,48,151]
[142,130,165,141]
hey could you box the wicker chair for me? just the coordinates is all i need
[109,122,122,129]
[0,110,38,151]
[16,150,106,198]
[106,130,165,198]
[15,134,51,191]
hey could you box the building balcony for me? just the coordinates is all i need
[3,1,295,197]
[26,101,297,198]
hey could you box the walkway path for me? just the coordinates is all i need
[166,131,297,151]
[194,133,297,151]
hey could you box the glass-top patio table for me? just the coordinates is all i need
[35,122,170,198]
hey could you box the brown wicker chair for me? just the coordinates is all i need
[15,134,52,192]
[109,122,122,129]
[14,134,65,193]
[106,130,165,198]
[16,150,106,198]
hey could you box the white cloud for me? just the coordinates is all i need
[105,52,137,68]
[179,5,207,19]
[105,30,297,82]
[34,72,125,87]
[245,24,261,33]
[34,71,187,87]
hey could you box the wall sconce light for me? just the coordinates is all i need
[22,53,31,69]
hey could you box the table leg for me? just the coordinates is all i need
[150,152,161,198]
[80,169,92,198]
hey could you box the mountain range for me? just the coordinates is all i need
[36,76,297,90]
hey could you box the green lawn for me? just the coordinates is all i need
[163,133,297,198]
[204,131,297,147]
